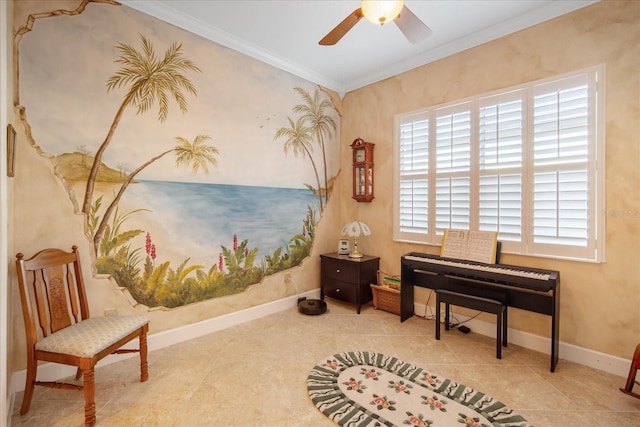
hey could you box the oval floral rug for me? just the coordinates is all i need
[307,351,531,427]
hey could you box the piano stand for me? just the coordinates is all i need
[401,252,560,372]
[436,290,507,359]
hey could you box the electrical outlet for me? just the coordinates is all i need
[104,308,118,317]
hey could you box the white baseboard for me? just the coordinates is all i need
[8,291,629,397]
[9,290,320,395]
[419,302,630,377]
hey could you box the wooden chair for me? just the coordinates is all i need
[620,343,640,399]
[15,245,150,426]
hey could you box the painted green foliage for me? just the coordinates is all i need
[84,35,329,308]
[95,204,316,308]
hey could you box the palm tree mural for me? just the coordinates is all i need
[81,34,201,222]
[292,87,337,205]
[274,117,324,211]
[92,135,219,253]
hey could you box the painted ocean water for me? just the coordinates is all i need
[121,180,319,263]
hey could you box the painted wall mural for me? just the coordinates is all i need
[17,1,340,308]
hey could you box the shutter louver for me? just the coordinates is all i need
[534,170,589,246]
[533,80,590,248]
[436,177,470,233]
[534,85,589,166]
[479,99,522,169]
[436,110,471,172]
[479,97,523,241]
[399,180,428,233]
[435,108,471,234]
[398,117,429,234]
[479,174,522,241]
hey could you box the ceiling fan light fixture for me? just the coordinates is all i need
[361,0,404,25]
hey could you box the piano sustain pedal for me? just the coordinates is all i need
[458,325,471,334]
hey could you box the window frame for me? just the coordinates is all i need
[393,65,605,263]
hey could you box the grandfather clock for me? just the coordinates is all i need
[351,138,374,202]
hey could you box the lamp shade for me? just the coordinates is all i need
[341,220,372,238]
[361,0,404,25]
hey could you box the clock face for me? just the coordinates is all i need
[355,149,365,162]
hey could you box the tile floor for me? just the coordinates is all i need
[10,299,640,426]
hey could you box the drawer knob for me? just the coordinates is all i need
[336,269,341,273]
[336,288,340,292]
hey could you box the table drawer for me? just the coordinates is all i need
[323,279,357,304]
[322,260,358,283]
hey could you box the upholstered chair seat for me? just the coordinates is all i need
[35,315,150,358]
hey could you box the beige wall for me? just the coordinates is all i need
[340,0,640,359]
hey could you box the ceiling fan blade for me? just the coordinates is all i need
[394,5,432,44]
[319,8,364,45]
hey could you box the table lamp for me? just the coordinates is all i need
[340,220,371,258]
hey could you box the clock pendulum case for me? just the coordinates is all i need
[350,138,374,202]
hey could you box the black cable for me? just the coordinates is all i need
[451,311,482,328]
[422,290,434,318]
[418,290,483,330]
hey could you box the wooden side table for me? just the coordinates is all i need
[320,252,380,314]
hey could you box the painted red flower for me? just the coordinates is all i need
[145,232,152,255]
[233,233,238,251]
[150,244,156,260]
[218,252,224,270]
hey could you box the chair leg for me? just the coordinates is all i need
[20,356,37,415]
[83,368,96,427]
[620,343,640,399]
[140,329,149,382]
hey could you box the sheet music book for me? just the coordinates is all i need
[440,229,498,264]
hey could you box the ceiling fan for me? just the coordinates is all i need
[319,0,432,46]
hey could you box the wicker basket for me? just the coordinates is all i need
[370,284,401,315]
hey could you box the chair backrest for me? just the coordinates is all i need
[16,245,90,343]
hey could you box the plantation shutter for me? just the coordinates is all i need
[478,93,523,242]
[532,75,592,252]
[397,113,429,237]
[393,66,602,261]
[435,105,471,234]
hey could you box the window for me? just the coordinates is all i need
[394,66,605,262]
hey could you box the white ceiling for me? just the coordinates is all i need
[121,0,597,97]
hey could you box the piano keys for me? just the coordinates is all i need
[401,252,560,372]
